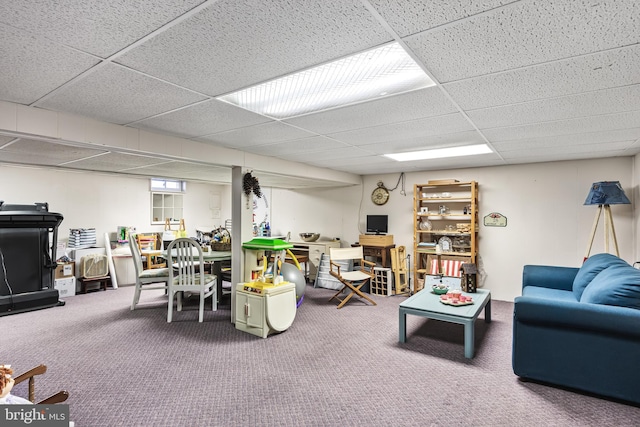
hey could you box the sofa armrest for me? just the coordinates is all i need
[514,296,640,339]
[522,265,578,292]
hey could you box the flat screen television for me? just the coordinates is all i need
[366,215,388,234]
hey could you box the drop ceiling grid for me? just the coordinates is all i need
[114,0,393,97]
[38,63,208,125]
[133,99,271,139]
[0,23,100,105]
[367,0,515,38]
[327,112,475,146]
[240,136,351,157]
[0,1,205,58]
[403,0,640,83]
[483,110,640,143]
[356,130,487,155]
[198,121,317,149]
[442,45,640,111]
[492,128,640,151]
[65,151,172,171]
[467,84,640,130]
[0,139,109,166]
[283,86,459,135]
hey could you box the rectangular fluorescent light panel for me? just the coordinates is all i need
[384,144,493,161]
[217,42,435,119]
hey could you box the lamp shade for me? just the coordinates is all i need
[584,181,631,205]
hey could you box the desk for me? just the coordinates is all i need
[355,244,395,268]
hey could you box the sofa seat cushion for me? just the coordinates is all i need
[572,253,629,300]
[581,264,640,309]
[522,286,577,302]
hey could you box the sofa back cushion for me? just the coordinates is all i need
[573,253,629,300]
[580,264,640,309]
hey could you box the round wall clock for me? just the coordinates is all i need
[371,182,390,205]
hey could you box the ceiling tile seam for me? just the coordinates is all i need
[463,82,640,114]
[358,1,504,161]
[29,1,217,110]
[113,160,176,172]
[478,108,640,133]
[57,151,112,166]
[495,138,639,151]
[29,59,109,108]
[100,0,217,63]
[438,42,640,86]
[0,138,20,149]
[124,99,213,128]
[359,0,442,88]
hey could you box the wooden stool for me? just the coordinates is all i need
[78,276,110,294]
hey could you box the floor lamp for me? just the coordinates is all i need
[584,181,630,260]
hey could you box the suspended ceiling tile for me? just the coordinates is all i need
[280,146,371,163]
[405,0,640,83]
[468,84,640,129]
[0,136,15,146]
[358,130,487,155]
[127,161,232,183]
[0,138,107,166]
[0,1,204,58]
[0,24,99,105]
[369,0,513,37]
[242,136,349,156]
[115,0,392,96]
[134,99,270,138]
[284,87,458,134]
[444,44,640,110]
[500,141,634,160]
[199,122,316,149]
[329,113,474,146]
[492,129,640,151]
[483,110,640,143]
[395,153,502,170]
[39,63,207,125]
[65,152,168,171]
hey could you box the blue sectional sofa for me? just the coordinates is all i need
[512,253,640,405]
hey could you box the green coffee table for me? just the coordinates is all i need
[399,288,491,358]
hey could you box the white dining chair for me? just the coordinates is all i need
[166,238,217,322]
[129,233,170,311]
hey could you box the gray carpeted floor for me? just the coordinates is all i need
[3,284,639,426]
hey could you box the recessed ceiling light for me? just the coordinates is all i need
[217,42,435,119]
[384,144,493,161]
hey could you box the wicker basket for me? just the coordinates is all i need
[210,242,231,251]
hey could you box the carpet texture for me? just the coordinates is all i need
[2,284,639,426]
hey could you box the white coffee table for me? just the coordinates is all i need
[399,288,491,358]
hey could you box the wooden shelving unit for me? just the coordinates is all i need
[413,181,478,292]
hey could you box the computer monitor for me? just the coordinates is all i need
[366,215,388,234]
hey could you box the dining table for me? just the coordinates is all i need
[163,249,232,302]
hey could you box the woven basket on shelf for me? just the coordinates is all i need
[210,242,231,251]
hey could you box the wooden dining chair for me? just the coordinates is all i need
[136,233,166,269]
[328,246,377,309]
[166,238,217,322]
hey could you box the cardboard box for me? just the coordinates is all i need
[55,262,75,279]
[359,234,394,247]
[54,277,76,297]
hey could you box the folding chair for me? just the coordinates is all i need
[328,246,377,309]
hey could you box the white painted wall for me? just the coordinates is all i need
[270,157,635,302]
[0,164,231,249]
[2,156,636,303]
